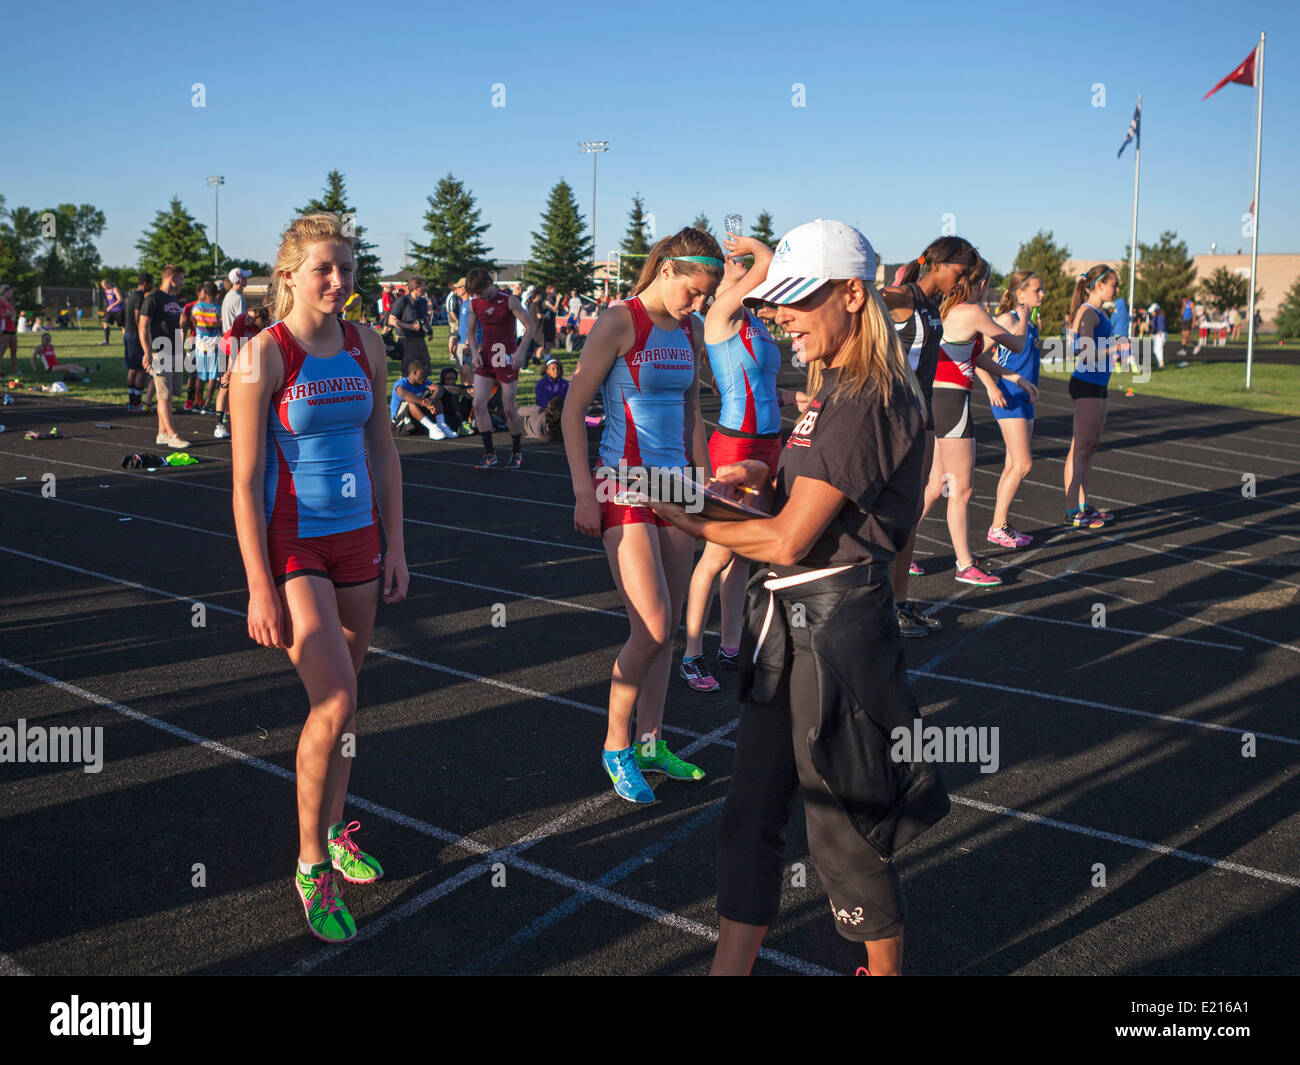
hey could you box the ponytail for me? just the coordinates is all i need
[899,235,979,286]
[1067,264,1115,327]
[630,227,724,296]
[939,257,988,319]
[996,270,1040,316]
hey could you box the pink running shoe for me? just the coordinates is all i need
[679,656,720,692]
[987,524,1033,549]
[908,561,924,576]
[954,560,1002,586]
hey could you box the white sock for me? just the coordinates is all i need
[421,416,439,436]
[299,859,324,874]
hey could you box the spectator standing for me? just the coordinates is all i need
[123,273,153,411]
[1180,296,1194,353]
[388,276,431,375]
[101,280,124,345]
[1151,304,1166,369]
[222,268,251,333]
[139,264,189,448]
[0,284,16,376]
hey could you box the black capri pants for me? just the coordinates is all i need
[717,616,905,942]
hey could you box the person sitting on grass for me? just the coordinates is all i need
[390,359,454,440]
[435,365,473,435]
[534,356,568,407]
[32,333,90,376]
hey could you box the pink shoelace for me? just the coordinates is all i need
[310,869,344,914]
[331,820,364,859]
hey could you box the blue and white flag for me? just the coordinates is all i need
[1118,98,1141,158]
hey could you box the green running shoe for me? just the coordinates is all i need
[295,861,357,943]
[635,737,705,781]
[328,820,384,884]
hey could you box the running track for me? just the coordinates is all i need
[1,370,1297,976]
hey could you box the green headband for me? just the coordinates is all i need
[668,256,724,267]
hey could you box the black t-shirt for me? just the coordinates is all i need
[774,368,925,567]
[125,289,147,333]
[390,294,426,338]
[141,289,183,347]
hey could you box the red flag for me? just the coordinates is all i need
[1203,47,1257,99]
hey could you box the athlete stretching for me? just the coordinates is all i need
[680,234,800,690]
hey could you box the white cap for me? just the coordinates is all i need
[742,219,877,307]
[227,268,252,283]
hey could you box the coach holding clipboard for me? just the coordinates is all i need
[648,220,950,975]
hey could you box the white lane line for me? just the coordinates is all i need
[0,655,796,975]
[911,670,1300,748]
[404,480,572,510]
[289,716,753,976]
[0,483,606,557]
[401,452,574,481]
[0,545,728,748]
[410,570,721,638]
[1161,543,1253,556]
[913,599,1242,650]
[978,553,1300,657]
[950,795,1300,889]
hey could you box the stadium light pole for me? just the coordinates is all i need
[207,176,225,273]
[579,141,609,283]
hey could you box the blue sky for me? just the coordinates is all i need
[9,0,1297,276]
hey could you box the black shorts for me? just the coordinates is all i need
[931,388,973,439]
[123,333,144,371]
[1068,376,1108,401]
[717,608,906,943]
[542,319,556,344]
[104,310,124,328]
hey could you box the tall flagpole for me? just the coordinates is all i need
[1127,94,1141,319]
[1245,33,1264,390]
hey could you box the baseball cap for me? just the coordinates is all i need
[227,268,252,283]
[742,220,877,307]
[545,357,560,367]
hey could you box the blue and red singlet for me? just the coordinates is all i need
[263,320,377,539]
[597,296,696,470]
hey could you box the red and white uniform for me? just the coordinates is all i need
[37,343,60,371]
[933,334,982,390]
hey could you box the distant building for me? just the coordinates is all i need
[1063,254,1299,328]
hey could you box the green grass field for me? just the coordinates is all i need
[4,324,579,410]
[1041,360,1300,417]
[10,321,1299,419]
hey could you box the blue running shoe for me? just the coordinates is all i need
[601,746,655,804]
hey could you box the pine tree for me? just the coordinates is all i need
[749,211,776,248]
[616,193,652,295]
[297,170,382,296]
[691,213,715,242]
[1271,276,1300,339]
[1012,230,1073,337]
[525,179,594,295]
[407,174,495,289]
[135,198,213,295]
[1134,231,1197,322]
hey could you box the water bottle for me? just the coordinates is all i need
[2,394,11,405]
[724,214,743,238]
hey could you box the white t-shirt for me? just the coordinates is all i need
[567,296,582,318]
[221,289,245,333]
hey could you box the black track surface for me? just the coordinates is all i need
[1,367,1297,976]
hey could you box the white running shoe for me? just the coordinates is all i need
[160,433,190,449]
[426,422,447,440]
[214,423,230,439]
